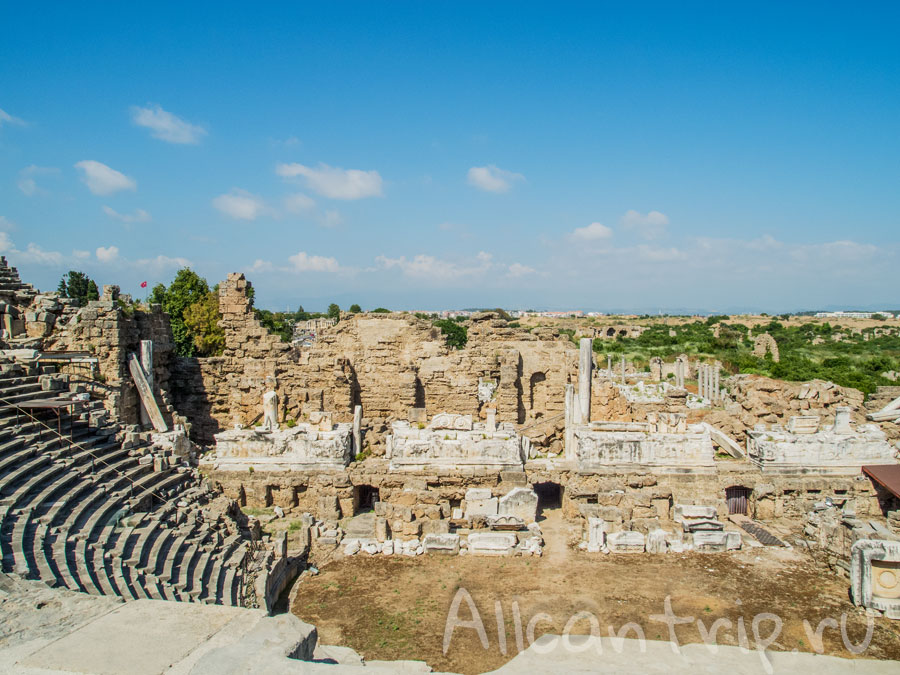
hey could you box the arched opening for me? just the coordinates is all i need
[606,327,616,337]
[725,485,751,515]
[532,481,563,519]
[353,485,380,514]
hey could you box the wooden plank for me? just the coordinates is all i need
[127,353,167,432]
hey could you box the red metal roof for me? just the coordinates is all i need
[863,464,900,499]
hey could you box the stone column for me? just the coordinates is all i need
[139,340,153,428]
[620,356,626,385]
[607,355,612,376]
[353,404,362,453]
[712,366,720,404]
[486,408,497,433]
[578,338,593,424]
[704,365,711,400]
[675,360,682,388]
[564,383,576,459]
[702,364,709,399]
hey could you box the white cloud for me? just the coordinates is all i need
[73,250,91,260]
[95,245,120,263]
[320,210,342,228]
[248,259,274,273]
[466,165,524,193]
[19,242,64,266]
[287,251,340,272]
[507,262,536,278]
[276,162,383,200]
[17,165,58,196]
[102,205,151,223]
[375,251,495,282]
[621,210,669,239]
[0,108,26,127]
[635,244,684,262]
[74,160,136,195]
[212,189,266,220]
[134,254,193,271]
[130,104,207,144]
[0,216,15,231]
[0,232,63,265]
[283,193,316,214]
[571,222,613,241]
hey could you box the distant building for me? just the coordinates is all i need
[814,311,895,319]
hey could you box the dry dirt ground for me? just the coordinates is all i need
[292,513,900,674]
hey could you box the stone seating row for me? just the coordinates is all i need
[0,377,248,607]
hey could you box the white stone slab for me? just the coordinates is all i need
[498,487,538,523]
[607,531,645,553]
[467,532,516,556]
[423,533,460,555]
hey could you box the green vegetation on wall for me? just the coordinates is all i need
[433,319,468,349]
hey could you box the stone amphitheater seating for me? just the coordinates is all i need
[0,359,252,607]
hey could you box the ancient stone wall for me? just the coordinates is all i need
[206,461,883,531]
[704,374,866,443]
[44,299,174,425]
[174,274,579,450]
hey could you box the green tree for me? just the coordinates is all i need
[57,271,99,307]
[433,319,468,349]
[372,307,390,313]
[327,303,341,321]
[349,303,362,313]
[255,309,294,342]
[183,292,225,355]
[153,268,211,356]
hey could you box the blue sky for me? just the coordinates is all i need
[2,2,899,313]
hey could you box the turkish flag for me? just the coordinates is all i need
[140,281,148,288]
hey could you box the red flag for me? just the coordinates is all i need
[140,281,148,288]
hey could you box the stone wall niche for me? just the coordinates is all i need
[851,539,900,619]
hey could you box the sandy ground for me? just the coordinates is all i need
[292,512,900,674]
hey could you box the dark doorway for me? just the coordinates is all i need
[533,482,563,518]
[354,485,380,513]
[726,486,751,515]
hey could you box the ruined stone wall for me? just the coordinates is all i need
[44,300,174,425]
[205,460,882,532]
[704,374,866,443]
[175,273,579,450]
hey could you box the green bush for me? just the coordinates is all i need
[433,319,468,349]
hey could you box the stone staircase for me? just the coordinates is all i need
[0,358,255,607]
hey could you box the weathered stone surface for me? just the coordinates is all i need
[465,496,498,518]
[209,425,352,471]
[851,539,900,619]
[467,532,516,556]
[387,418,525,471]
[423,533,460,555]
[607,530,645,553]
[573,418,715,473]
[692,530,729,552]
[747,421,896,473]
[498,487,538,523]
[587,517,606,553]
[646,528,668,554]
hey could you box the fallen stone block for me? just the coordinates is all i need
[423,533,460,555]
[498,487,539,523]
[607,531,645,553]
[467,532,516,556]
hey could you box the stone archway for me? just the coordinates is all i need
[753,333,780,362]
